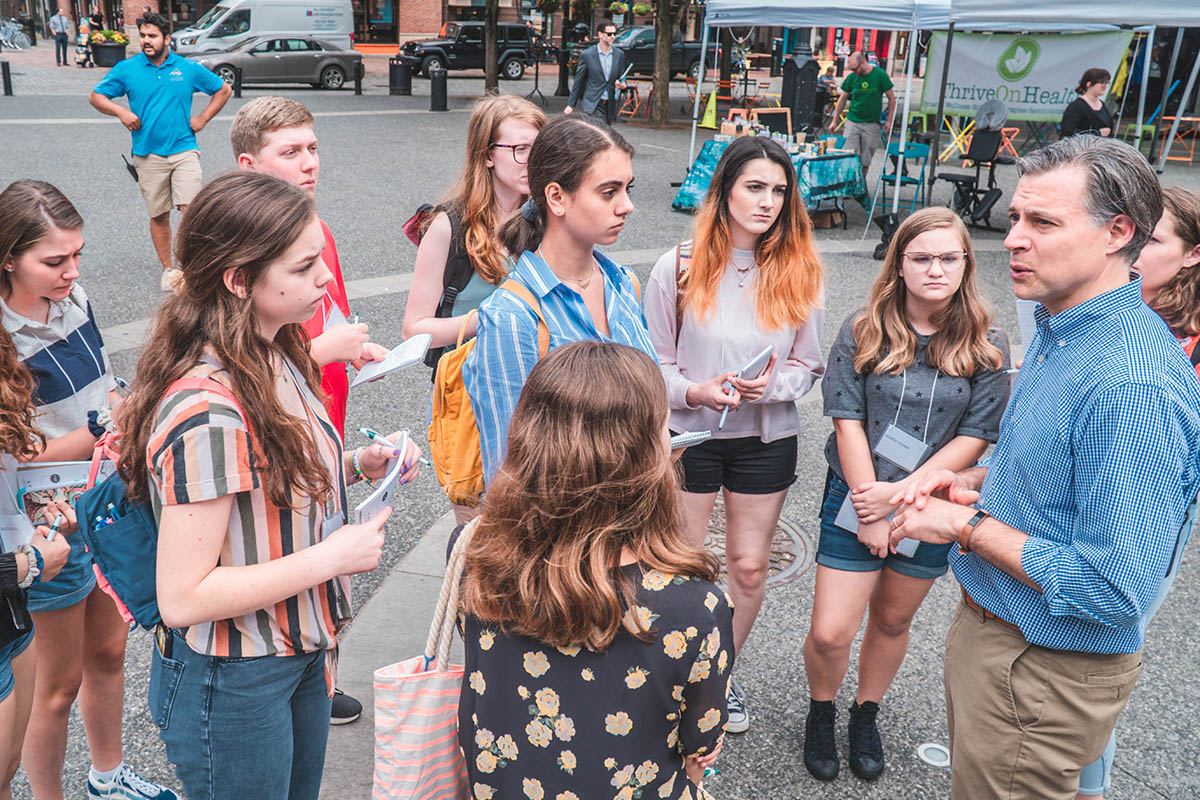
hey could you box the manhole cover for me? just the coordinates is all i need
[704,497,814,588]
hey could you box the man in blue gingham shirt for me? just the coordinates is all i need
[464,249,656,483]
[890,137,1200,799]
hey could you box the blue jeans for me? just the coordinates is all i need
[54,33,68,64]
[149,632,332,800]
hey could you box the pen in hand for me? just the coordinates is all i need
[46,514,65,543]
[356,427,432,467]
[717,373,741,431]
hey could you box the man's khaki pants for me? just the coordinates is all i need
[944,599,1141,799]
[843,119,882,172]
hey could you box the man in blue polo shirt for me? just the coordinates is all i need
[89,12,231,291]
[890,136,1200,798]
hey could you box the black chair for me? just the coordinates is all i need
[937,128,1014,232]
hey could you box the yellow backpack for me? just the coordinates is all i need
[428,278,548,507]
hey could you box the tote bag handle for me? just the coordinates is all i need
[422,517,480,672]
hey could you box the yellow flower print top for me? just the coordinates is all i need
[458,564,734,799]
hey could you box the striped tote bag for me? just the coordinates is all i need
[372,520,478,799]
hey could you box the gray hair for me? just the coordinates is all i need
[1017,136,1162,264]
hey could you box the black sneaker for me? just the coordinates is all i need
[725,677,749,733]
[848,700,884,780]
[330,689,362,725]
[803,699,839,781]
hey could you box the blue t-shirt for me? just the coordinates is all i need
[93,51,224,157]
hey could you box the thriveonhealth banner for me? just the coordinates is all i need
[919,31,1133,122]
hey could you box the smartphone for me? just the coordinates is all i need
[671,430,713,449]
[735,345,774,381]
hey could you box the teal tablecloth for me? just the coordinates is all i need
[672,140,868,212]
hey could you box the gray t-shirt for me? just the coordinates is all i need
[822,312,1012,484]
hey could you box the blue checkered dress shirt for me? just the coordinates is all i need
[952,278,1200,654]
[464,249,658,483]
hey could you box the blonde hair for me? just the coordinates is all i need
[1147,186,1200,337]
[229,96,315,160]
[436,94,547,284]
[462,342,718,651]
[684,136,823,330]
[854,207,1004,377]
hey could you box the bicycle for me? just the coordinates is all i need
[0,18,31,50]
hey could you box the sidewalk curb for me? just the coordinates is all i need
[321,509,463,798]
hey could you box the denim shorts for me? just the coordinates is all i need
[817,469,952,579]
[150,631,333,800]
[26,529,96,612]
[0,629,34,702]
[677,434,798,494]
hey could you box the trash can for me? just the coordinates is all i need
[389,56,411,96]
[429,64,447,111]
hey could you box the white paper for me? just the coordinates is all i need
[670,430,712,449]
[835,493,919,557]
[353,431,410,524]
[1,455,34,551]
[16,460,114,492]
[349,334,432,389]
[324,304,348,332]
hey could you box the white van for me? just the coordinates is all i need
[171,0,352,55]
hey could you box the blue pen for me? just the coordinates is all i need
[717,373,741,431]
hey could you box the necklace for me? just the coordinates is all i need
[731,253,757,289]
[538,248,598,292]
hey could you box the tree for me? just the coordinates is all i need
[484,0,500,92]
[648,0,691,126]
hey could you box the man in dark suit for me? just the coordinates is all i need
[565,21,628,125]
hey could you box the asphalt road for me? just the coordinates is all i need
[1,65,1199,800]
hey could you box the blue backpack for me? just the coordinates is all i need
[76,376,246,631]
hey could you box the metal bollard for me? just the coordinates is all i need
[354,59,363,95]
[429,65,447,112]
[388,56,411,96]
[232,66,242,98]
[1,60,11,97]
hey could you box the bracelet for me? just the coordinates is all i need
[351,447,373,484]
[86,410,106,439]
[958,509,989,555]
[32,546,43,582]
[16,544,39,589]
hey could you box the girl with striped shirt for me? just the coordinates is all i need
[117,172,420,800]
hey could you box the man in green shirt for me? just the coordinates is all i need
[832,52,895,172]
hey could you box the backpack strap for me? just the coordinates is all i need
[499,279,551,359]
[674,240,693,346]
[435,205,477,321]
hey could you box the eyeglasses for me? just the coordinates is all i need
[599,29,616,37]
[491,143,531,164]
[903,251,967,269]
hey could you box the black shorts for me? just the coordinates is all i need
[676,434,798,495]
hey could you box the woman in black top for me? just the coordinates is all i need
[459,342,733,800]
[1061,68,1113,138]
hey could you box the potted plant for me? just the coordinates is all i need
[90,29,128,67]
[609,1,628,24]
[631,3,652,18]
[537,0,561,12]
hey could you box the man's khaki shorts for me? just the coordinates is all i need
[132,149,203,218]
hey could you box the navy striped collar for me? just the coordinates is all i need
[0,292,72,335]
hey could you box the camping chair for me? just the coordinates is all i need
[872,141,930,215]
[682,76,697,114]
[939,116,975,162]
[756,80,781,108]
[936,128,1013,231]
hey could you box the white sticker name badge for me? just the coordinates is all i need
[873,369,938,474]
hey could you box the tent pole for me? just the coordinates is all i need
[1133,27,1155,153]
[1113,32,1143,133]
[1157,50,1200,173]
[925,23,954,206]
[1149,28,1184,163]
[891,24,918,214]
[687,21,712,173]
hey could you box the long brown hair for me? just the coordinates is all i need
[0,330,44,461]
[1146,186,1200,337]
[462,342,717,651]
[118,172,333,507]
[0,180,84,298]
[854,207,1003,376]
[497,114,634,257]
[429,95,546,283]
[685,136,823,329]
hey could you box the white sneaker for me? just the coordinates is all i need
[160,268,182,293]
[87,764,179,799]
[725,677,749,733]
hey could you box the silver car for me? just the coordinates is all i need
[191,35,361,90]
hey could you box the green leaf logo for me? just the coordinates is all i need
[997,38,1040,82]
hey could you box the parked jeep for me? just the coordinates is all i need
[398,21,534,80]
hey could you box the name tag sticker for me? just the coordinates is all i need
[873,424,930,473]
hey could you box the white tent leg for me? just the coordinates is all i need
[1157,52,1200,173]
[1133,27,1154,153]
[891,25,919,214]
[687,22,712,172]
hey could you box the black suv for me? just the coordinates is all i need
[399,22,535,80]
